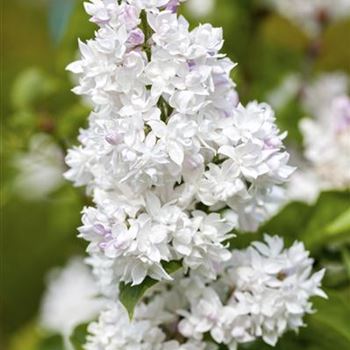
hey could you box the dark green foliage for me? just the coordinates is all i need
[70,323,90,350]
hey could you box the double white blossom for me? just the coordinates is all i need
[178,235,326,349]
[66,0,293,287]
[85,300,213,350]
[84,236,325,350]
[59,1,327,348]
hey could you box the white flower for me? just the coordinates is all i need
[178,235,326,349]
[197,102,294,231]
[84,1,141,28]
[79,189,234,285]
[63,4,326,350]
[301,97,350,188]
[178,287,226,342]
[39,258,105,348]
[14,133,64,200]
[84,296,213,350]
[197,161,246,206]
[299,73,350,190]
[85,301,167,350]
[128,0,170,11]
[79,233,324,349]
[302,72,348,121]
[65,0,292,286]
[148,114,199,165]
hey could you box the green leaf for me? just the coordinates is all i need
[325,208,350,236]
[230,201,313,250]
[70,323,89,350]
[260,201,312,245]
[37,335,64,350]
[301,191,350,250]
[257,191,350,251]
[119,261,182,319]
[307,289,350,347]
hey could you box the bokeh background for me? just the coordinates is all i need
[1,0,350,349]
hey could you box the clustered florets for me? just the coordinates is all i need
[83,236,325,350]
[62,1,325,348]
[267,72,350,204]
[66,0,293,287]
[300,74,350,189]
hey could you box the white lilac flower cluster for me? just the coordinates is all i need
[267,72,350,203]
[268,0,350,37]
[301,95,350,188]
[83,235,325,350]
[292,73,350,202]
[85,300,210,350]
[65,0,294,289]
[39,258,105,348]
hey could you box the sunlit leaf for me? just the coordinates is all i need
[301,191,350,250]
[309,289,350,345]
[325,208,350,237]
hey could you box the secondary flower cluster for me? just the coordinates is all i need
[284,73,350,203]
[14,133,65,200]
[82,236,325,350]
[267,72,350,203]
[268,0,350,37]
[300,74,350,190]
[65,0,294,288]
[39,258,105,348]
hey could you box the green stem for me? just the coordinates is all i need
[141,10,152,61]
[158,96,173,122]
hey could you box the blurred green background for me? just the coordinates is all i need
[1,0,350,349]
